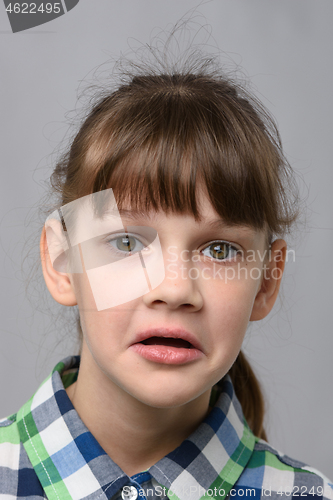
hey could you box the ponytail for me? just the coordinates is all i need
[226,351,267,441]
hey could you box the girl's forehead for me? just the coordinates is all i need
[117,205,265,246]
[118,192,255,229]
[60,188,266,248]
[116,188,217,220]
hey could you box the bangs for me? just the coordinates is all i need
[62,73,297,241]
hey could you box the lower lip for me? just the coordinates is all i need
[129,343,203,365]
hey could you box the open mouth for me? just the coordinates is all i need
[130,329,203,364]
[140,337,193,348]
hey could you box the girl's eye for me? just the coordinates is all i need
[202,241,240,261]
[106,234,147,254]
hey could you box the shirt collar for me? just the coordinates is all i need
[17,356,255,500]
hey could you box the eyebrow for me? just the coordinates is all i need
[116,209,256,236]
[117,209,154,220]
[99,208,149,221]
[204,218,252,230]
[203,219,258,240]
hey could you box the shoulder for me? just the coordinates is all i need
[235,438,333,500]
[0,413,20,465]
[0,414,21,494]
[0,414,45,497]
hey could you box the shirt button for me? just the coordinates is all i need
[121,486,138,500]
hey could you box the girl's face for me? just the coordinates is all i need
[69,191,271,408]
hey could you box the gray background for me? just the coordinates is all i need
[0,0,332,479]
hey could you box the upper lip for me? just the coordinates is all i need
[131,327,204,352]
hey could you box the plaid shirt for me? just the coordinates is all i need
[1,356,332,500]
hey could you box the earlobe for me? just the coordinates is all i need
[250,239,287,321]
[40,225,77,306]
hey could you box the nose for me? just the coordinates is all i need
[142,251,204,311]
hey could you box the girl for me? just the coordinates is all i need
[1,56,332,500]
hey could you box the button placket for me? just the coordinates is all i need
[121,485,139,500]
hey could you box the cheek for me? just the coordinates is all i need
[202,274,260,345]
[71,271,94,310]
[72,271,136,345]
[200,279,260,380]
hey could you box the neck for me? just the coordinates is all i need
[66,349,211,477]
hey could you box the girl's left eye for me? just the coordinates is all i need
[106,234,147,254]
[201,241,240,261]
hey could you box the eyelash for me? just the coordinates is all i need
[200,240,242,264]
[104,233,149,256]
[104,234,242,264]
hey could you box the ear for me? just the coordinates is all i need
[40,224,77,306]
[250,239,287,321]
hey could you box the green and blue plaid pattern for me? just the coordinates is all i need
[0,356,332,500]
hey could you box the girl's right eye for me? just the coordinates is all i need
[105,234,148,255]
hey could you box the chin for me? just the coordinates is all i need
[138,395,196,409]
[127,381,209,409]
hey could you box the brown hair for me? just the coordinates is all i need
[50,65,299,441]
